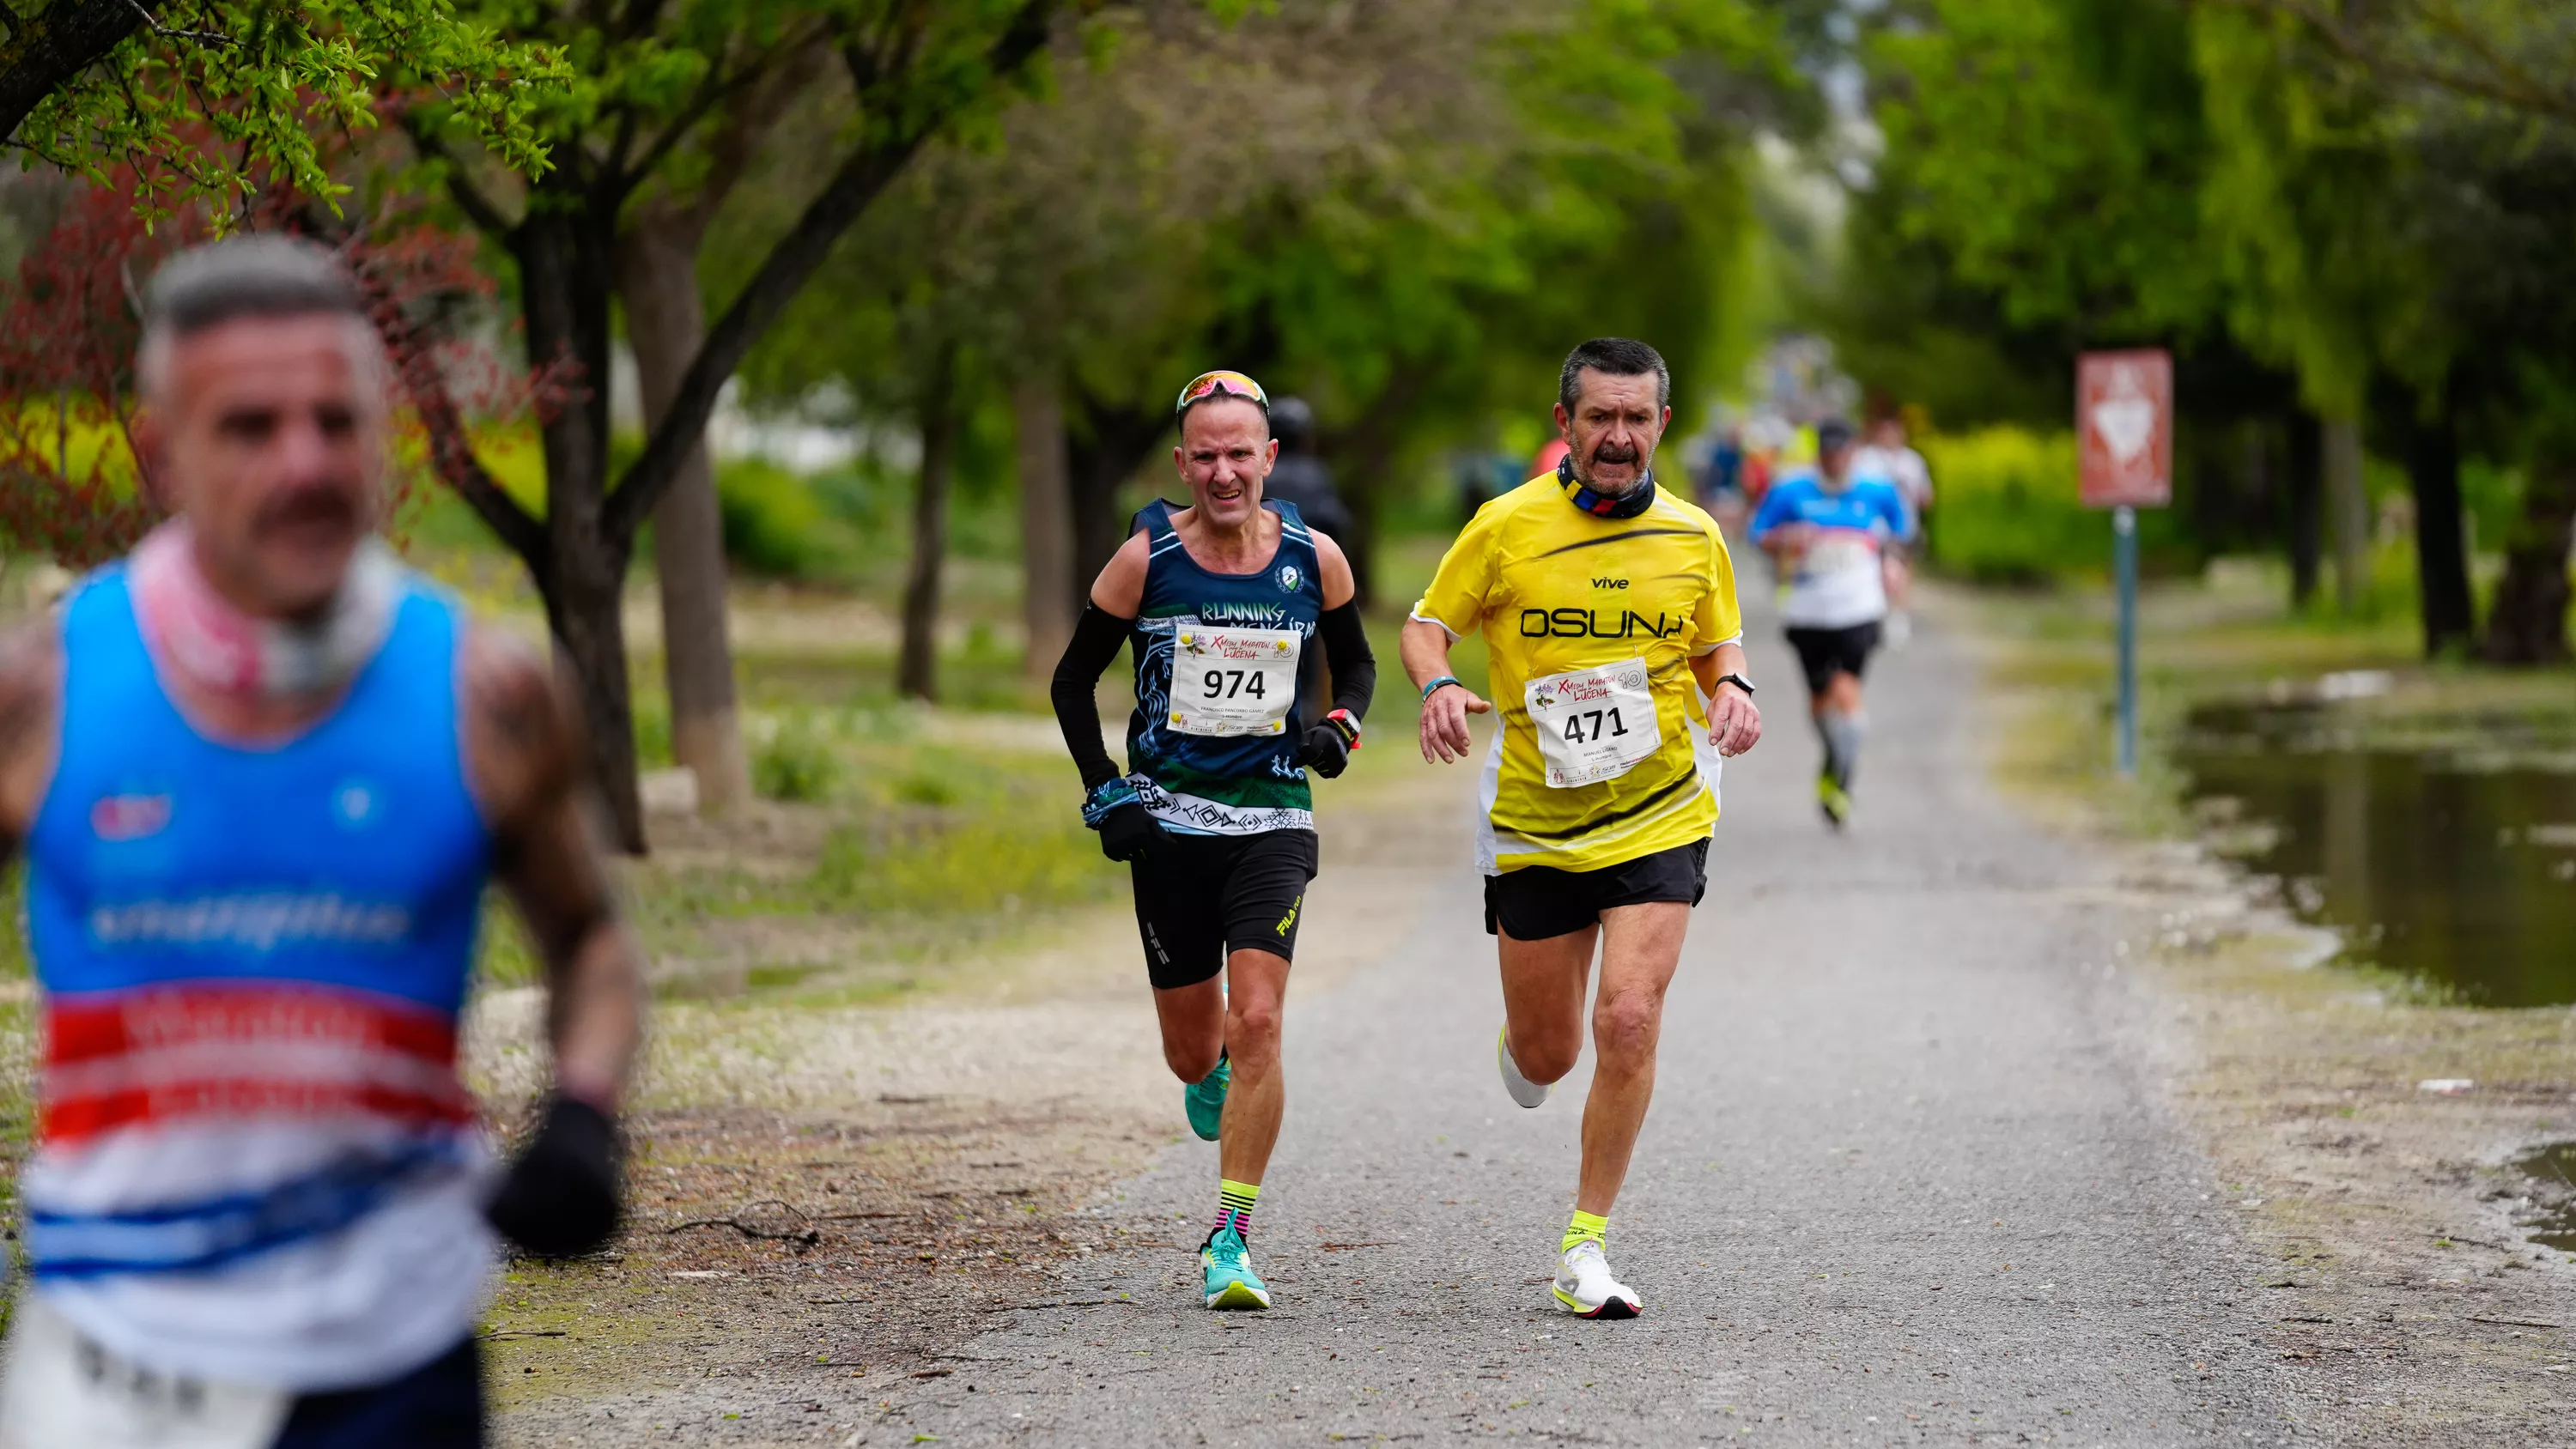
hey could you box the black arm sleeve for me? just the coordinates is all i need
[1315,600,1376,722]
[1050,603,1133,791]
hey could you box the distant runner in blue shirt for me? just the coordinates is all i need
[1749,417,1913,829]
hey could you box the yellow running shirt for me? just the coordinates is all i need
[1413,475,1745,876]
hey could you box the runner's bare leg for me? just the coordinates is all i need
[1218,947,1292,1185]
[1498,925,1601,1086]
[1152,979,1225,1082]
[1576,901,1688,1216]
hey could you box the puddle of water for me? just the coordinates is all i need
[2512,1142,2576,1252]
[2176,701,2576,1007]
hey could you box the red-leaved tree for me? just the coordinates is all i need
[0,167,571,575]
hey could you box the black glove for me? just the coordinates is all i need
[487,1094,623,1258]
[1094,799,1168,863]
[1294,708,1363,779]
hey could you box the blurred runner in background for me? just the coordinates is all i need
[0,237,642,1449]
[1262,397,1358,725]
[1852,404,1935,647]
[1750,417,1912,831]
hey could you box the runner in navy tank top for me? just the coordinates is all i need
[0,238,645,1448]
[1052,371,1376,1313]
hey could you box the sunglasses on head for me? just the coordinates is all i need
[1174,370,1269,421]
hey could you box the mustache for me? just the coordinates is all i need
[252,487,361,536]
[1590,440,1643,465]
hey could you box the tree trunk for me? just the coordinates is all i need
[898,348,957,702]
[517,205,648,852]
[617,221,751,812]
[2480,448,2576,665]
[1067,398,1168,585]
[2287,410,2323,609]
[2324,415,2367,612]
[2401,399,2475,656]
[1014,375,1076,679]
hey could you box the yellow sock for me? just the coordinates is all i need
[1215,1179,1260,1239]
[1561,1210,1608,1253]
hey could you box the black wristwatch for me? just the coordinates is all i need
[1715,673,1757,696]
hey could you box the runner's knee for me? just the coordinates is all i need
[1164,1034,1223,1082]
[1514,1020,1583,1083]
[1591,992,1662,1064]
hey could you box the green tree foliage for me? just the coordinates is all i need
[732,0,1804,604]
[4,1,564,217]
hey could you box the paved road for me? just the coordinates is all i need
[880,601,2289,1446]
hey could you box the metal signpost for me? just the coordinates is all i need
[2077,349,2173,776]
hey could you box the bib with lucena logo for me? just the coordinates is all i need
[17,564,496,1394]
[1127,500,1325,836]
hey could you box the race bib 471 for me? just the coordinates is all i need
[1526,658,1662,789]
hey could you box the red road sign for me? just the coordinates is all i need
[2078,349,2172,508]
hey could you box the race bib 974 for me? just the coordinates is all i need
[1526,658,1662,788]
[1168,626,1303,737]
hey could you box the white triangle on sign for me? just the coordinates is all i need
[2092,396,2155,465]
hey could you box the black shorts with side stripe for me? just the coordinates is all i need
[1483,837,1710,943]
[1130,829,1319,990]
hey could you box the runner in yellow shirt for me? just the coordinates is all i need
[1400,337,1762,1319]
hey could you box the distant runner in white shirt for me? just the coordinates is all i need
[1850,412,1933,648]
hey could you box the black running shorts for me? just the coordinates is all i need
[1483,837,1709,942]
[1130,829,1319,990]
[1784,621,1882,696]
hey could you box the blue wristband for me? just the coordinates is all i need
[1419,676,1462,703]
[1081,775,1144,829]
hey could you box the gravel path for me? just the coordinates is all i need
[864,603,2293,1446]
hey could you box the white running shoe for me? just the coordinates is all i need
[1498,1027,1550,1108]
[1552,1239,1641,1319]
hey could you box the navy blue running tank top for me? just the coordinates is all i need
[1127,501,1325,835]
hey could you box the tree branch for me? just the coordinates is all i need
[2216,0,2576,123]
[0,0,152,143]
[599,0,1061,544]
[399,112,521,238]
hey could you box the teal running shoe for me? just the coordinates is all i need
[1184,1053,1230,1142]
[1201,1224,1272,1310]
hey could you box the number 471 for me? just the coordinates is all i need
[1563,707,1627,743]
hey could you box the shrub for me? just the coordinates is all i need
[716,457,864,580]
[752,716,841,802]
[1918,427,2105,585]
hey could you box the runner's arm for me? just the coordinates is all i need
[1400,617,1490,764]
[1312,534,1375,722]
[1049,604,1132,791]
[0,621,61,858]
[1690,641,1762,758]
[1050,533,1152,791]
[465,630,644,1110]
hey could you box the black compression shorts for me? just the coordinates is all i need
[1483,838,1709,942]
[1784,621,1882,696]
[1130,829,1319,990]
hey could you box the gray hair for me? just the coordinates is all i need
[1557,337,1670,415]
[137,235,382,402]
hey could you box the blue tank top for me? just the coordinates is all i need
[1127,501,1324,835]
[20,567,495,1372]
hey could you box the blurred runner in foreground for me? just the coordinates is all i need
[0,237,643,1447]
[1402,338,1760,1319]
[1051,370,1375,1312]
[1750,417,1913,830]
[1851,405,1935,647]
